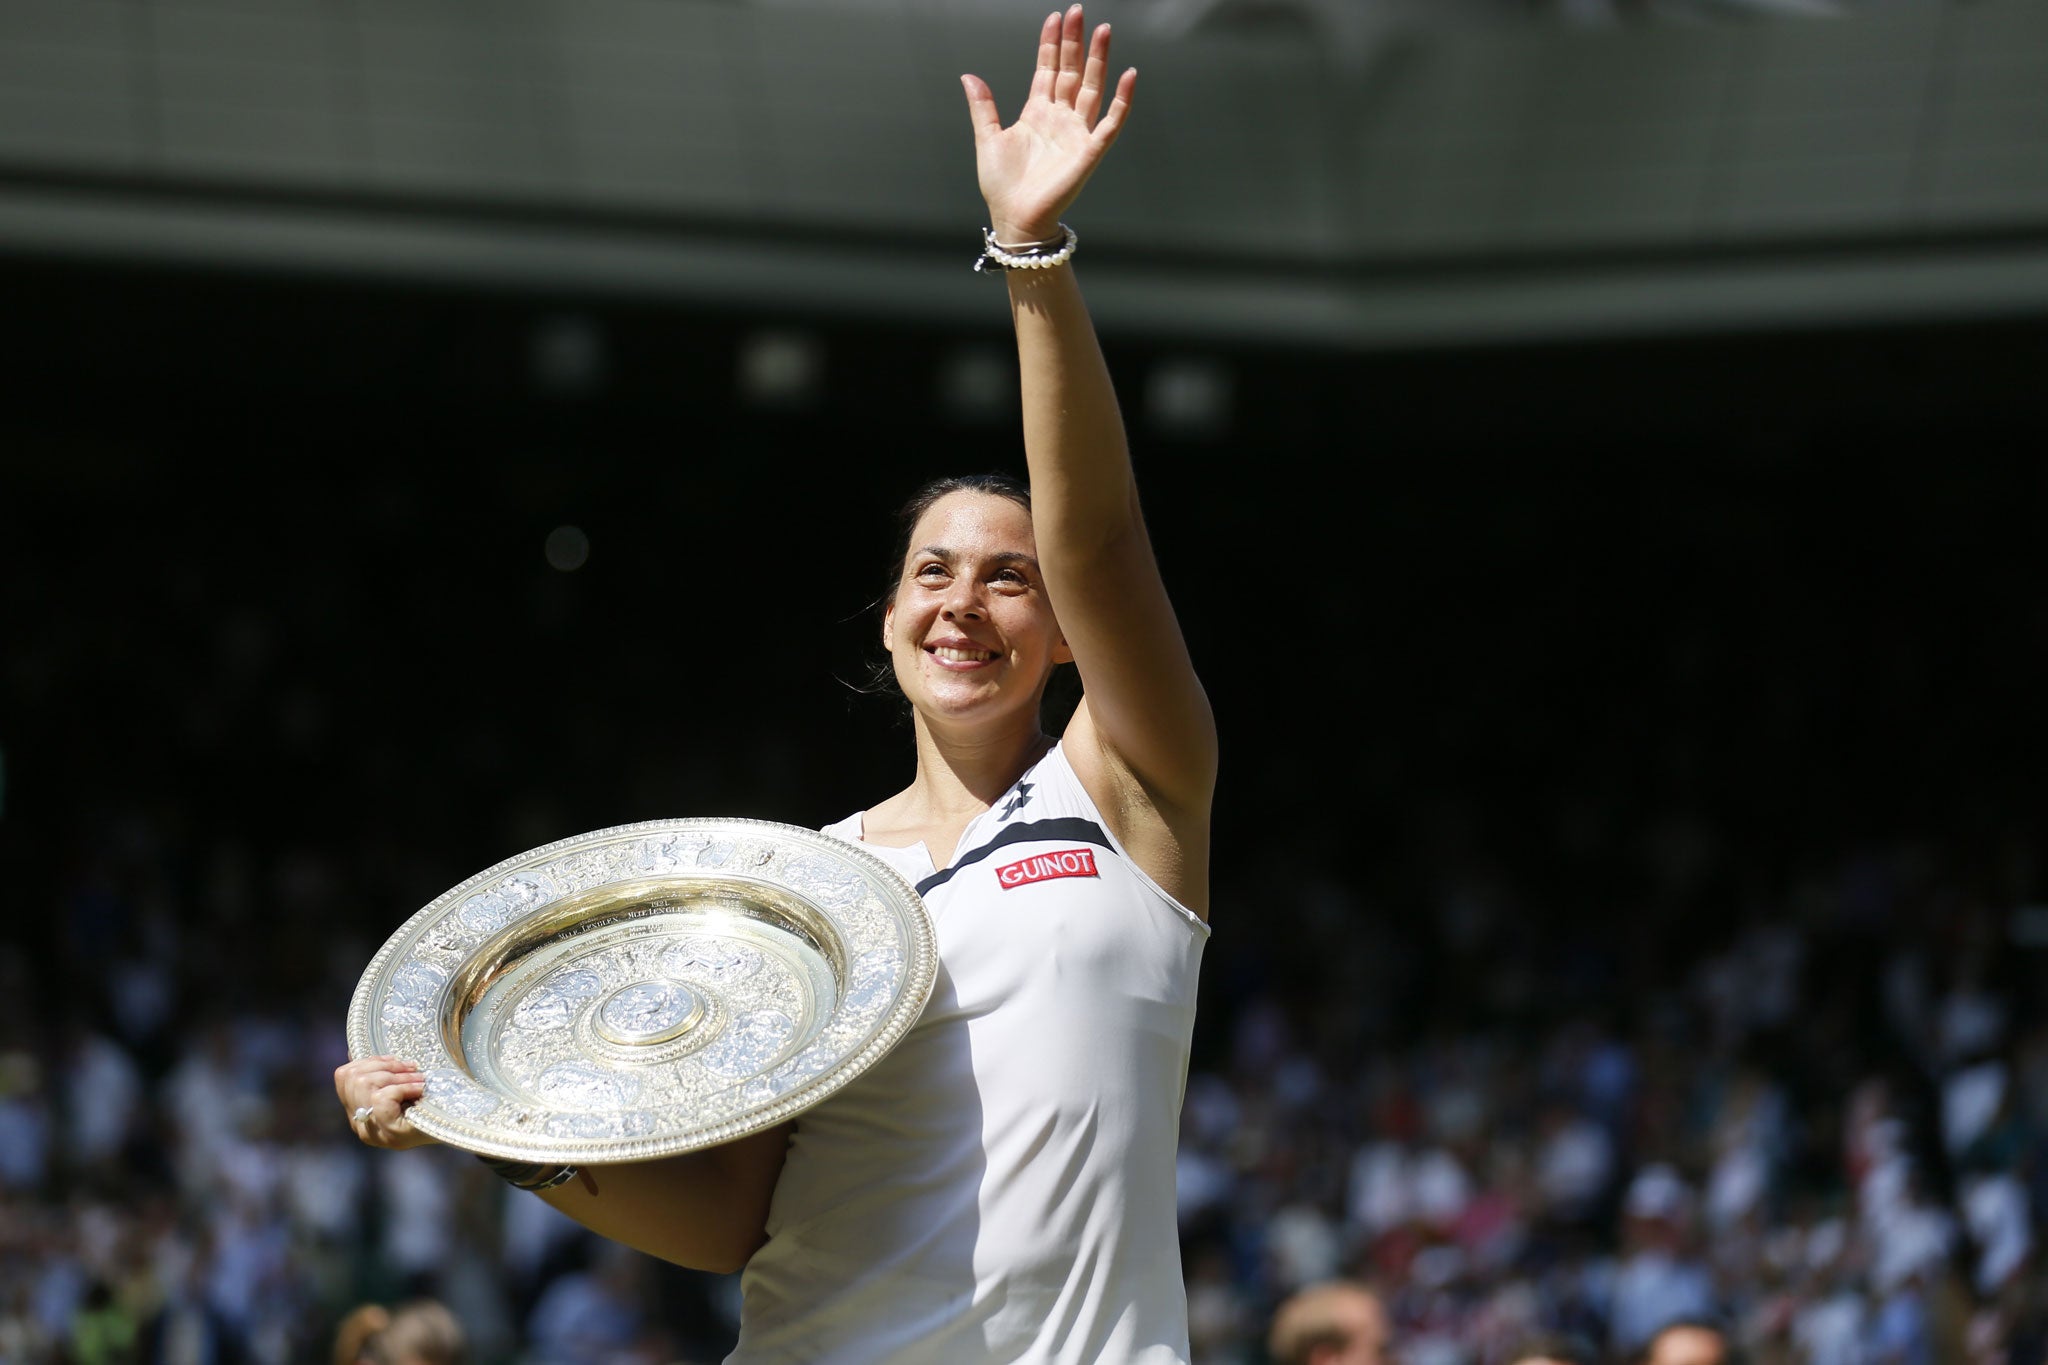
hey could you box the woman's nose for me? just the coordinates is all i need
[940,580,986,620]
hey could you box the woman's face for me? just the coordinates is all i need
[883,491,1071,729]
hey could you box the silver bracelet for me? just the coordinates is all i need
[477,1154,582,1192]
[973,224,1078,274]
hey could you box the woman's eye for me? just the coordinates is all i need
[916,563,949,580]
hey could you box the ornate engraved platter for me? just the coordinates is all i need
[346,818,936,1165]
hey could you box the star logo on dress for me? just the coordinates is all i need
[997,782,1034,822]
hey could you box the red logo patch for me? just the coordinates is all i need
[995,848,1099,890]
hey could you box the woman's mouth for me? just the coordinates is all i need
[928,645,997,665]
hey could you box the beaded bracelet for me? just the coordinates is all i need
[476,1154,583,1193]
[973,223,1078,274]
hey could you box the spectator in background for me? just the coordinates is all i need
[1640,1319,1733,1365]
[1267,1280,1393,1365]
[524,1242,652,1365]
[1503,1331,1598,1365]
[0,1048,50,1193]
[1611,1166,1717,1354]
[1533,1098,1615,1231]
[332,1299,465,1365]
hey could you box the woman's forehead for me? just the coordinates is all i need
[906,491,1036,555]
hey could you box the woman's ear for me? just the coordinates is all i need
[882,601,896,651]
[1052,631,1074,666]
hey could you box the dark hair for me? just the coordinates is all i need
[856,473,1078,725]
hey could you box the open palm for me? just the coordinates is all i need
[963,6,1136,247]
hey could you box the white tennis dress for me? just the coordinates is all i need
[728,742,1209,1364]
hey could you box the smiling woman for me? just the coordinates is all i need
[878,485,1074,739]
[859,472,1049,692]
[333,8,1215,1363]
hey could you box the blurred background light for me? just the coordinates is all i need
[544,525,591,572]
[737,330,824,410]
[1145,357,1234,437]
[529,315,607,399]
[2009,906,2048,949]
[939,345,1015,423]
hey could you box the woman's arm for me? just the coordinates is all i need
[964,10,1218,823]
[335,1054,790,1273]
[535,1122,793,1274]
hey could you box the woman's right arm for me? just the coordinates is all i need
[335,1054,790,1273]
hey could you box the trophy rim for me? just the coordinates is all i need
[346,816,937,1164]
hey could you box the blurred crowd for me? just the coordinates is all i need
[7,310,2045,1363]
[1178,837,2048,1364]
[7,765,2047,1364]
[0,872,742,1364]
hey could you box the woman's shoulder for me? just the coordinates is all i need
[819,811,865,842]
[1059,703,1212,918]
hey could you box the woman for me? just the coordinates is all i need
[337,9,1215,1360]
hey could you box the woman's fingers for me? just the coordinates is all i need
[1028,10,1061,105]
[372,1079,426,1113]
[356,1069,423,1095]
[336,1057,423,1108]
[961,74,1003,145]
[995,8,1122,134]
[1077,24,1111,125]
[339,1059,422,1091]
[346,1054,420,1076]
[1055,6,1088,108]
[354,1079,426,1147]
[1093,67,1137,148]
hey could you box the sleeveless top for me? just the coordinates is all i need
[727,742,1209,1364]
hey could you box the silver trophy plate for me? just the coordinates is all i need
[346,818,937,1165]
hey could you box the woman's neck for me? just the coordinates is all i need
[896,712,1053,823]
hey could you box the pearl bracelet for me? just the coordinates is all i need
[973,223,1078,274]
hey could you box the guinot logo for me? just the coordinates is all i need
[995,848,1099,890]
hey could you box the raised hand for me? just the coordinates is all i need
[962,5,1135,247]
[335,1053,438,1150]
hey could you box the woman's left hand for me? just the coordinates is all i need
[335,1053,437,1150]
[962,5,1135,247]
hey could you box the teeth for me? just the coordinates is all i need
[934,647,995,663]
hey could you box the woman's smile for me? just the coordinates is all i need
[926,638,1001,668]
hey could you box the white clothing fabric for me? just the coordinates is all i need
[730,742,1208,1365]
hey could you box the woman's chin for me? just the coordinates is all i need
[913,682,1037,727]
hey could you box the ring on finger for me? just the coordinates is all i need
[352,1106,373,1123]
